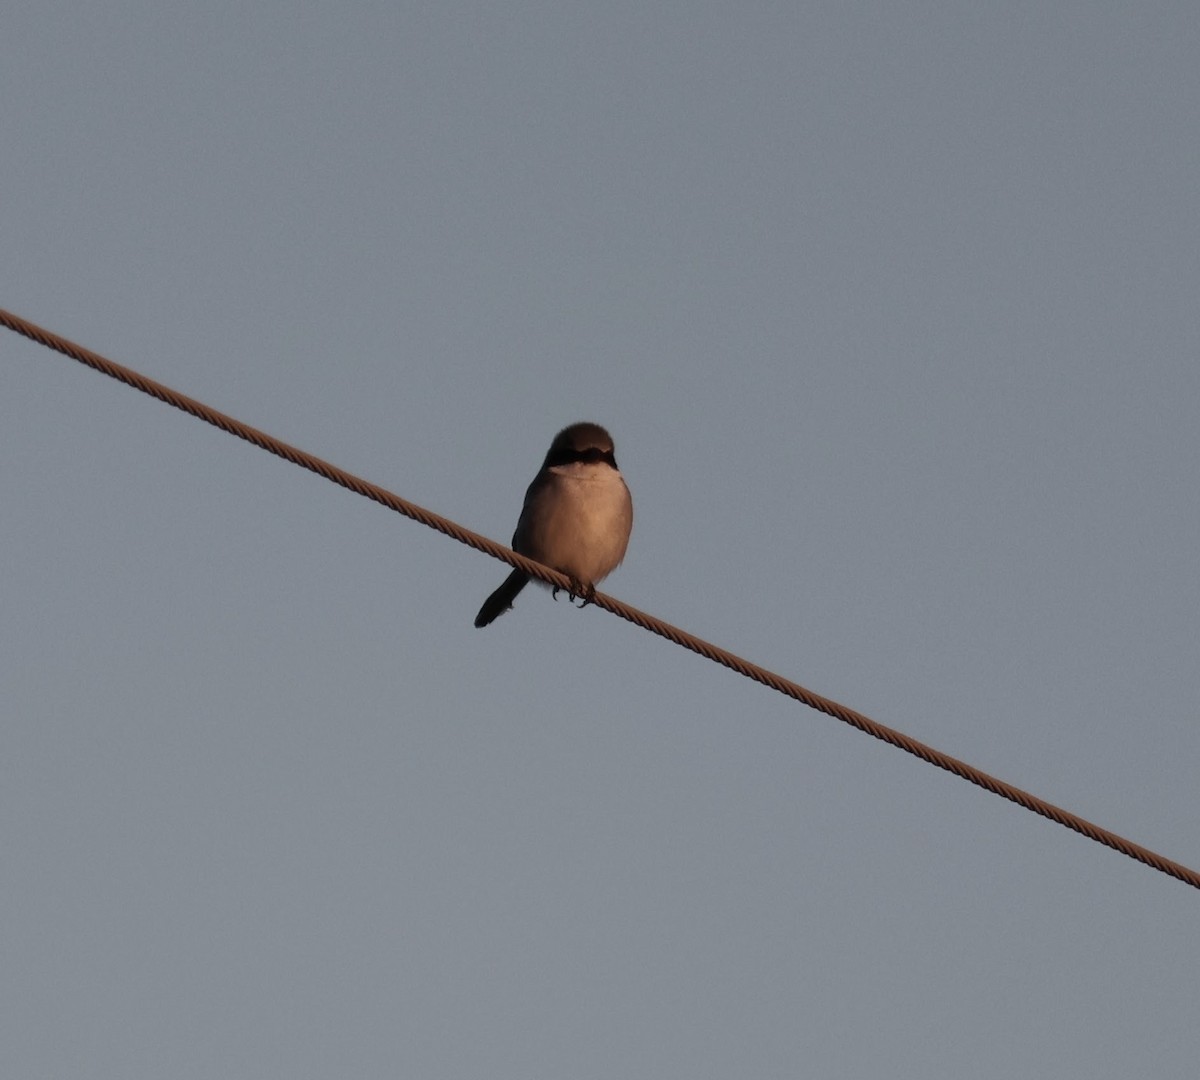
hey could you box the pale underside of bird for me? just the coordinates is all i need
[474,422,633,628]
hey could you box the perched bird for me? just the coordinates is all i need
[474,422,633,628]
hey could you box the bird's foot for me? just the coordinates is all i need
[570,581,596,608]
[553,581,595,607]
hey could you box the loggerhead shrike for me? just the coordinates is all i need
[474,422,633,627]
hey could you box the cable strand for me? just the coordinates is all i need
[4,305,1197,891]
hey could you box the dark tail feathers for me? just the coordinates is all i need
[474,570,529,627]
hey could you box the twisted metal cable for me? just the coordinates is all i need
[4,305,1197,891]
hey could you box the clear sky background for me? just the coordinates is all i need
[3,3,1198,1077]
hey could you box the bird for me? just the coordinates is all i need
[474,422,633,628]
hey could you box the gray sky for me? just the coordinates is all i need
[3,3,1198,1077]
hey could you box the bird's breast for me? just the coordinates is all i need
[519,463,633,585]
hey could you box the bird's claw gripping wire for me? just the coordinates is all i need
[551,580,595,607]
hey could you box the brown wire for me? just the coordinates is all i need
[4,304,1197,892]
